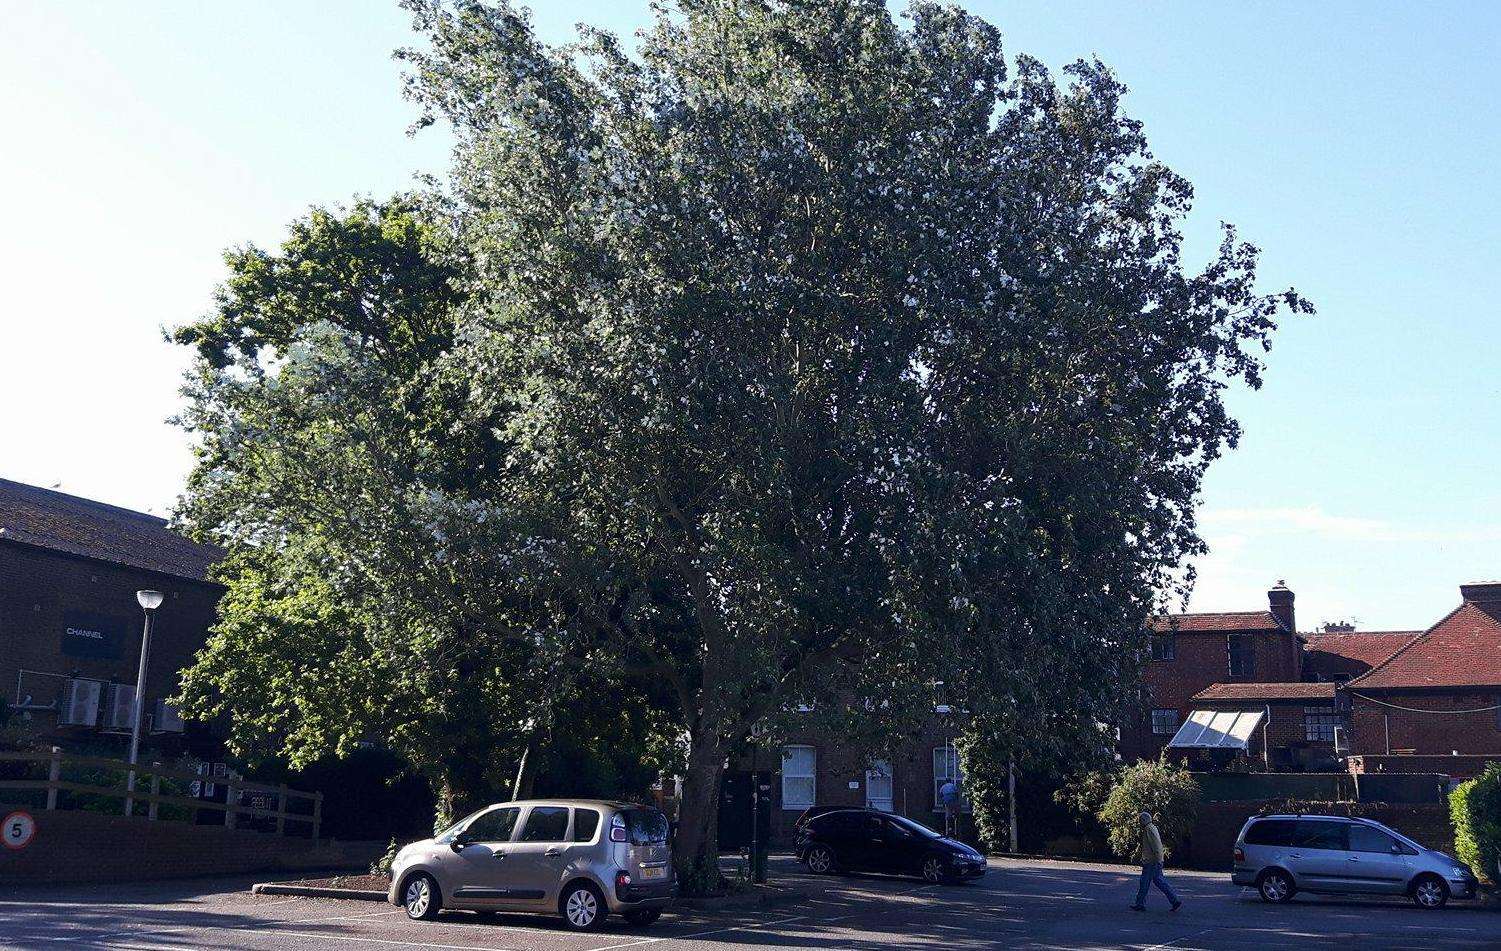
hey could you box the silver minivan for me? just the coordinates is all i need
[388,799,676,931]
[1232,814,1478,909]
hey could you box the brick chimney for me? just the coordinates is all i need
[1459,581,1501,603]
[1268,581,1295,632]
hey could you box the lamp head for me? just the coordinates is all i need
[136,590,164,611]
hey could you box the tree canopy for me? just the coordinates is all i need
[174,0,1309,889]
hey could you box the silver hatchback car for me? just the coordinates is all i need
[388,799,676,931]
[1232,814,1478,909]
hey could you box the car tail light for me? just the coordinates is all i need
[1233,847,1245,863]
[610,815,628,842]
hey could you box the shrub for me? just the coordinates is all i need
[371,838,399,878]
[1097,758,1200,863]
[1450,763,1501,885]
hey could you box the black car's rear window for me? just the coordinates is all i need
[624,808,670,845]
[1244,819,1297,846]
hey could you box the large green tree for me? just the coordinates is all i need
[176,0,1308,890]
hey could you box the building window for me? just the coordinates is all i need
[1228,634,1255,677]
[781,746,816,810]
[1150,633,1175,661]
[1150,709,1180,736]
[1304,706,1339,742]
[932,745,969,812]
[865,760,893,812]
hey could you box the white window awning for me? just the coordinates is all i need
[1166,709,1265,750]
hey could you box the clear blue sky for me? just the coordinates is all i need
[2,1,1498,630]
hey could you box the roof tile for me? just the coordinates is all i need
[0,478,220,582]
[1347,601,1501,690]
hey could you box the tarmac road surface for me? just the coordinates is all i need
[0,855,1496,950]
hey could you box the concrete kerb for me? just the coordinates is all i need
[250,879,811,910]
[252,882,387,901]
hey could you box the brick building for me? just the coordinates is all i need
[1120,582,1303,762]
[1342,583,1501,779]
[0,478,223,757]
[735,713,974,846]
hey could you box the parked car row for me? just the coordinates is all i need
[382,798,1482,932]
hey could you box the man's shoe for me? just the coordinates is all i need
[1129,905,1145,912]
[1170,901,1182,912]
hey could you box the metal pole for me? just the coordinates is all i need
[1007,756,1018,853]
[124,607,155,816]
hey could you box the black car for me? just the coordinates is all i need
[795,808,986,883]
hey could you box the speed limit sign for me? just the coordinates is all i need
[3,811,36,850]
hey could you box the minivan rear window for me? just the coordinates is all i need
[1244,819,1297,846]
[624,808,670,845]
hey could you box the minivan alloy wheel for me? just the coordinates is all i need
[1413,876,1449,909]
[1258,870,1293,904]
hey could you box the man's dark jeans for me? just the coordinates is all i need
[1134,862,1180,907]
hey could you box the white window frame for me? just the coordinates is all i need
[865,759,893,812]
[932,745,969,813]
[780,745,816,811]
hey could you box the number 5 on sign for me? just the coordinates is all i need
[3,811,36,850]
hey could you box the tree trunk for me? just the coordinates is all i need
[674,723,728,895]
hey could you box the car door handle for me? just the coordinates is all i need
[544,847,562,856]
[1348,856,1360,862]
[1288,853,1301,859]
[493,851,507,859]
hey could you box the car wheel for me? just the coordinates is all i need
[402,872,442,921]
[806,845,837,875]
[1412,875,1449,909]
[1257,869,1294,904]
[561,882,607,932]
[921,855,950,884]
[624,908,662,928]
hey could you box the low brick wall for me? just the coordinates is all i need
[0,803,380,884]
[1181,801,1454,871]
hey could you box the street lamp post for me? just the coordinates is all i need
[124,589,164,816]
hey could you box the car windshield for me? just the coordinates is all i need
[887,814,944,839]
[435,806,491,842]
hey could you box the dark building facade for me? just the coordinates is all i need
[0,479,223,757]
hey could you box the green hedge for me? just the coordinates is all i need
[1449,762,1501,884]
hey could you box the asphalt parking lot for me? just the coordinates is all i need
[0,856,1495,950]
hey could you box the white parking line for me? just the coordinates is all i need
[1142,927,1219,951]
[587,913,811,951]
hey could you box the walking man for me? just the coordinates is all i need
[1131,810,1182,911]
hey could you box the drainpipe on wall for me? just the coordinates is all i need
[1384,714,1391,755]
[1263,705,1271,771]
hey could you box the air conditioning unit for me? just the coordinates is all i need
[1333,726,1350,756]
[153,699,185,733]
[58,678,103,727]
[105,683,137,730]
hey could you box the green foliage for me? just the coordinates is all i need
[961,714,1118,852]
[1098,759,1200,862]
[174,0,1308,894]
[1450,762,1501,884]
[372,838,400,877]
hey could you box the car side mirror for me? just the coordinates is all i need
[451,833,473,852]
[1389,845,1401,855]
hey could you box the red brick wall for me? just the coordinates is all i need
[1348,690,1501,757]
[742,719,976,846]
[0,541,222,751]
[0,802,376,884]
[1121,629,1302,762]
